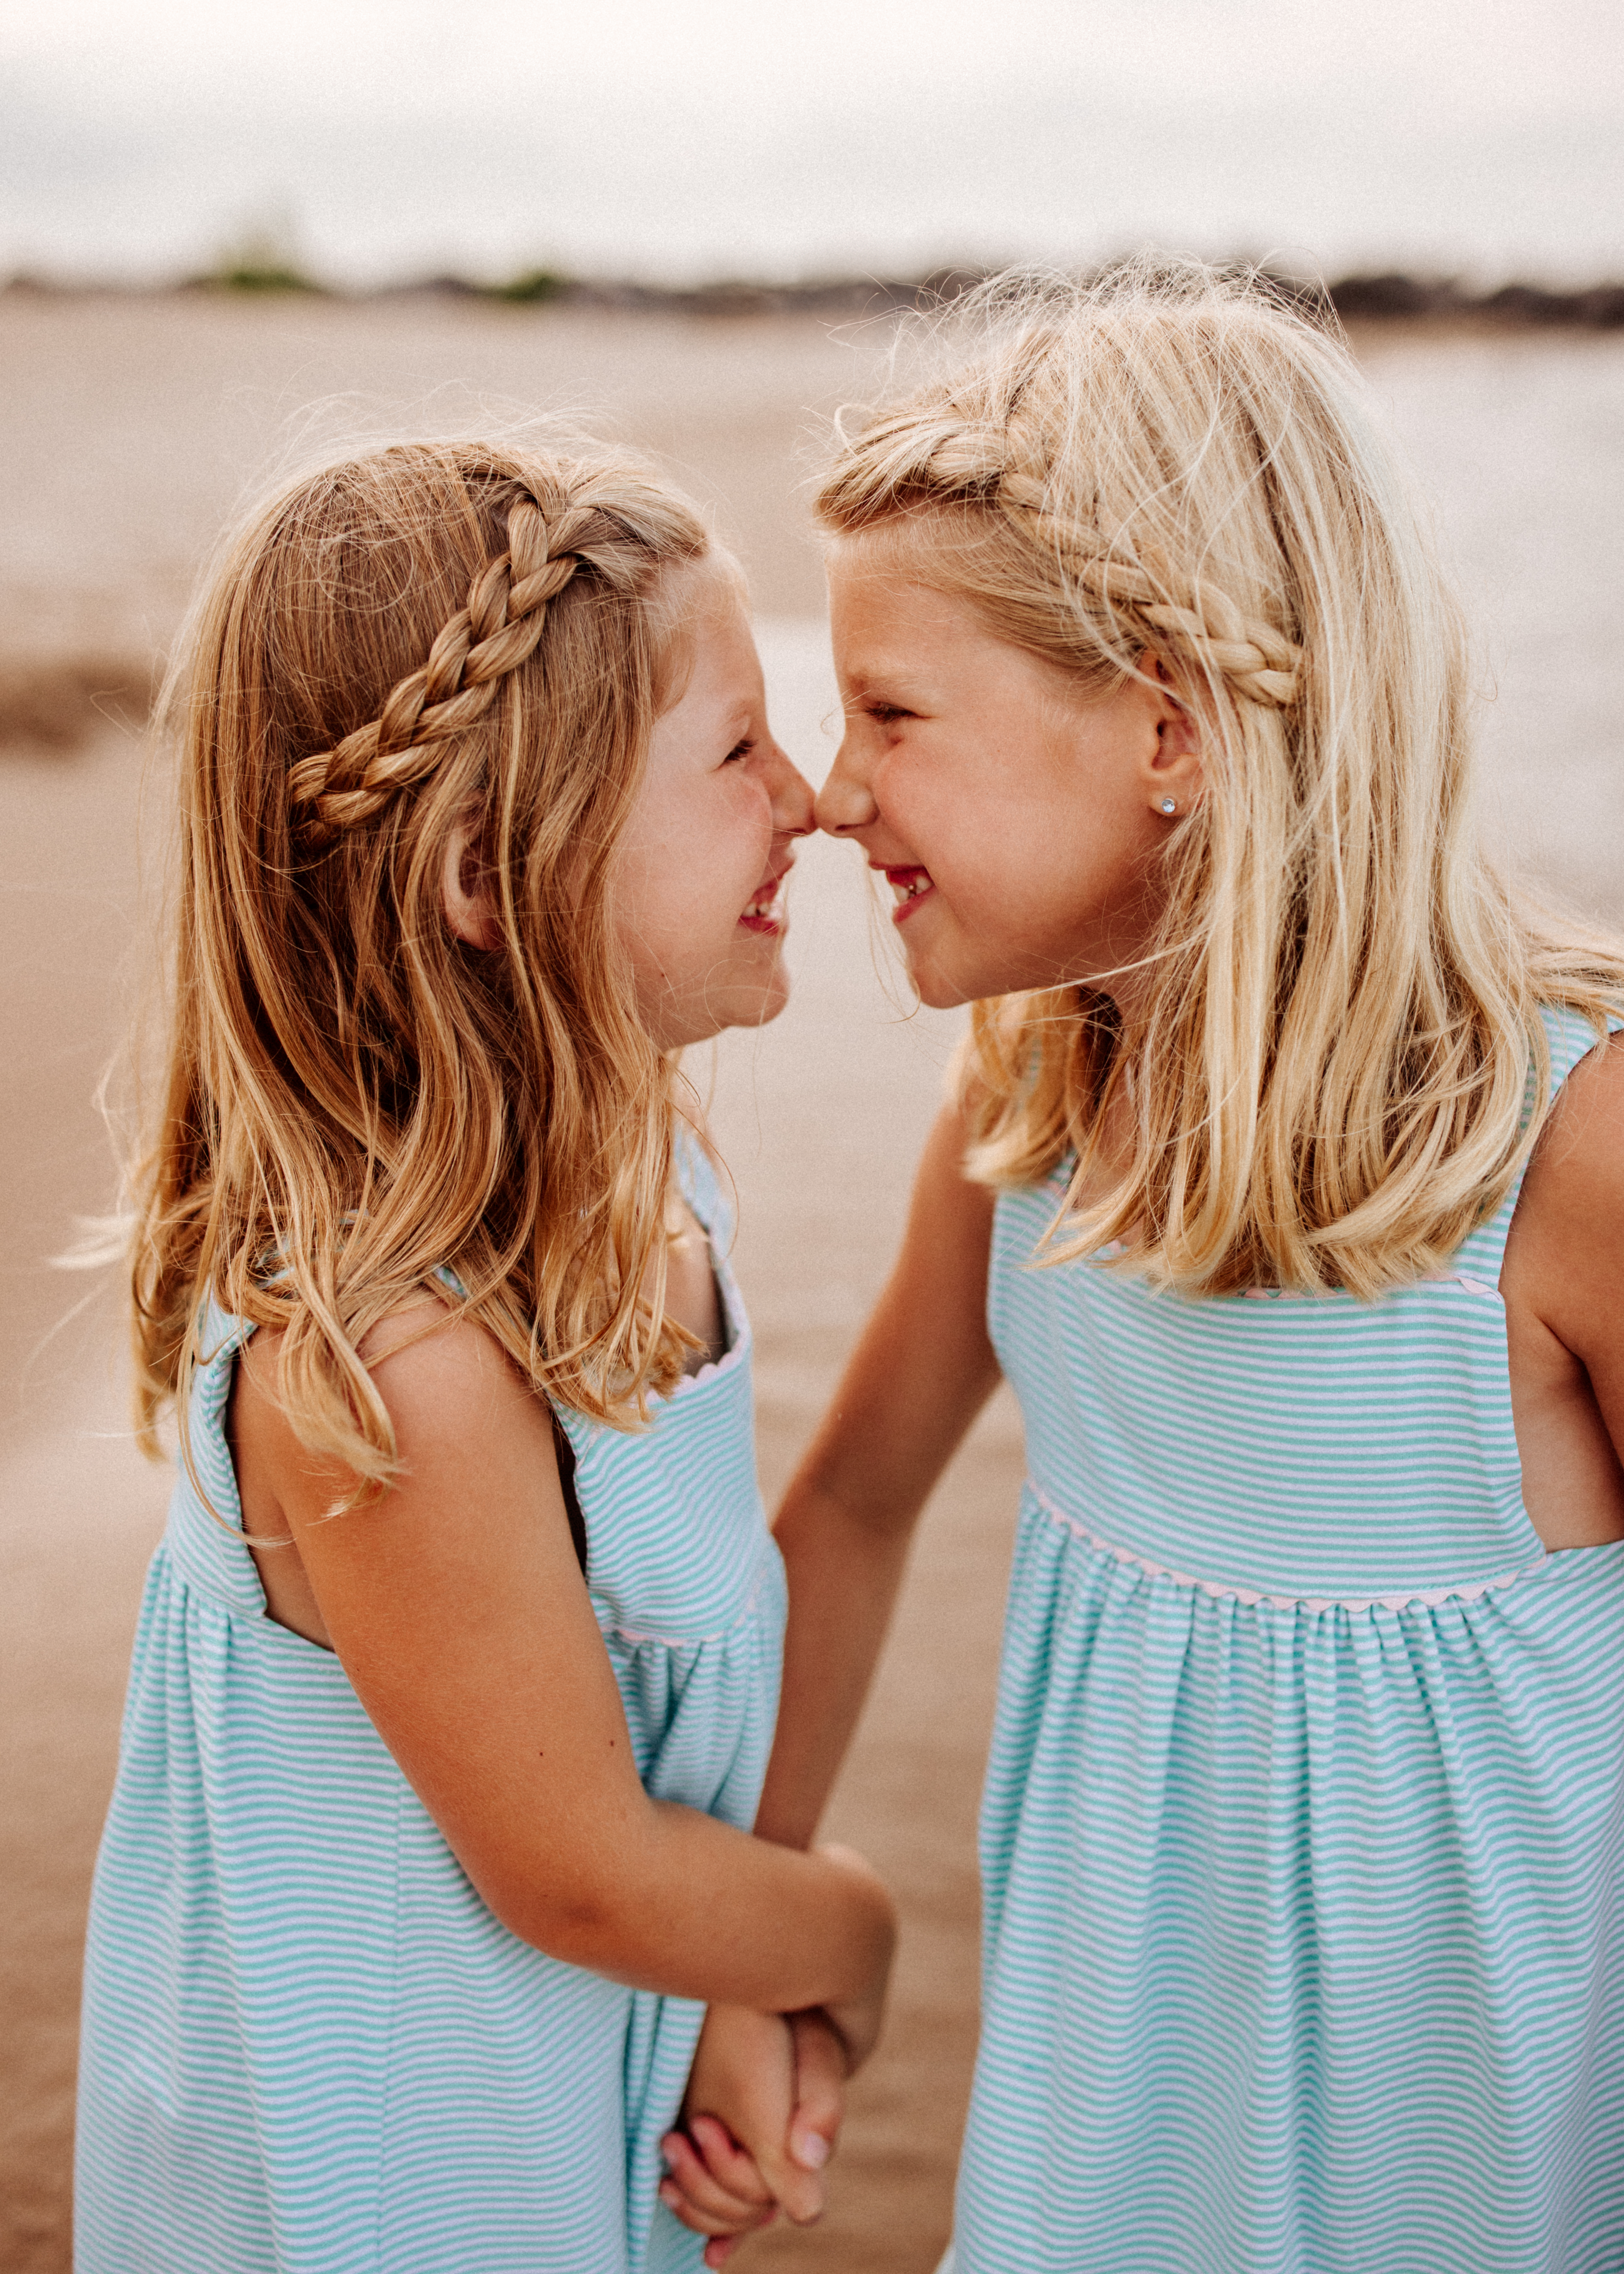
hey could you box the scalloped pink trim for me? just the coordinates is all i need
[1027,1481,1547,1613]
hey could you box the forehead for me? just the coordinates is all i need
[825,525,1100,715]
[826,533,992,671]
[657,555,758,712]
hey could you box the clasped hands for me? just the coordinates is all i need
[659,1995,870,2265]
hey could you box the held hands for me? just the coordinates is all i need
[659,1843,894,2262]
[660,2006,849,2267]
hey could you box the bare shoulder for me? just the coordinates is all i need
[1504,1028,1624,1360]
[1517,1027,1624,1231]
[914,1095,995,1206]
[234,1295,554,1501]
[898,1099,997,1284]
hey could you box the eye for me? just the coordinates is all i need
[723,737,755,764]
[865,702,911,725]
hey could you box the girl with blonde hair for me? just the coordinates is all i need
[664,262,1624,2268]
[75,440,892,2273]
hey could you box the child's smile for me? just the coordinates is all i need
[739,864,792,935]
[818,530,1202,1013]
[612,561,814,1047]
[882,863,936,921]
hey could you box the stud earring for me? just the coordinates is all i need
[1158,797,1178,815]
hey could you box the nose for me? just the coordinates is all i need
[766,740,816,839]
[813,723,877,836]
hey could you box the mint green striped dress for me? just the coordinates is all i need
[77,1139,782,2274]
[952,1006,1624,2273]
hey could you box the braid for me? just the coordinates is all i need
[830,387,1302,712]
[1059,553,1301,710]
[1002,447,1303,712]
[288,490,624,841]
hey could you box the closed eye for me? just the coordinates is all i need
[864,702,912,724]
[723,737,755,763]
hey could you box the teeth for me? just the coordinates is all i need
[889,871,932,905]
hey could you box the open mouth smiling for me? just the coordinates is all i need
[739,866,790,935]
[880,864,936,923]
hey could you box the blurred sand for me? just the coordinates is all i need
[2,292,1621,2271]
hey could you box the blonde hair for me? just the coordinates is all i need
[818,259,1624,1298]
[133,438,716,1487]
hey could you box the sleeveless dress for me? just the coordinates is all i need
[76,1138,783,2274]
[951,1005,1624,2274]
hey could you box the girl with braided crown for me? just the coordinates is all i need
[662,261,1624,2269]
[75,440,892,2274]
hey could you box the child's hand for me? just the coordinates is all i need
[660,2004,847,2266]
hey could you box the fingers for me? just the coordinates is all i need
[746,2131,827,2229]
[712,2008,851,2228]
[658,2126,777,2242]
[747,2085,834,2232]
[688,2116,779,2210]
[673,2000,844,2232]
[657,2176,772,2247]
[787,2009,847,2175]
[682,2003,826,2228]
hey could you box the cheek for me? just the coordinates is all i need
[713,778,774,889]
[871,745,941,846]
[639,780,771,950]
[922,768,1107,935]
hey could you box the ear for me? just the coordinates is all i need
[1133,650,1205,822]
[441,821,502,952]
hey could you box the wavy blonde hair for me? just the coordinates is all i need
[818,259,1624,1298]
[133,438,716,1487]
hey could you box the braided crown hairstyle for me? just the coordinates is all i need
[817,258,1624,1298]
[133,440,713,1484]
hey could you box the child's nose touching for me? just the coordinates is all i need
[765,739,817,840]
[814,731,878,837]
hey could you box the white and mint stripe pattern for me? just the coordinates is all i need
[954,1005,1624,2272]
[77,1136,783,2273]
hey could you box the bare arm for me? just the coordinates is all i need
[231,1309,894,2015]
[754,1099,1002,1850]
[1502,1028,1624,1547]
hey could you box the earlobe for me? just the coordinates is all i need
[1148,713,1204,820]
[442,824,502,951]
[1135,650,1204,821]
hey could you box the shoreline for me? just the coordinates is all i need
[7,267,1624,333]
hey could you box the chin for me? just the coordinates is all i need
[680,977,793,1046]
[744,974,793,1028]
[903,957,976,1012]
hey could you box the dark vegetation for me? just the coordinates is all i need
[5,261,1622,329]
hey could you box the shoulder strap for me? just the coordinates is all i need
[1457,1003,1624,1279]
[1538,1001,1621,1094]
[673,1118,734,1248]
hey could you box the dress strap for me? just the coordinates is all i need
[673,1118,734,1248]
[1455,1002,1624,1281]
[1538,1000,1622,1094]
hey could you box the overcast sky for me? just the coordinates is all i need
[5,0,1622,285]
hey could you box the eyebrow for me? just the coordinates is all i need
[841,648,909,687]
[720,701,756,735]
[842,662,927,699]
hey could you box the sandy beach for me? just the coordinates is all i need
[3,290,1622,2271]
